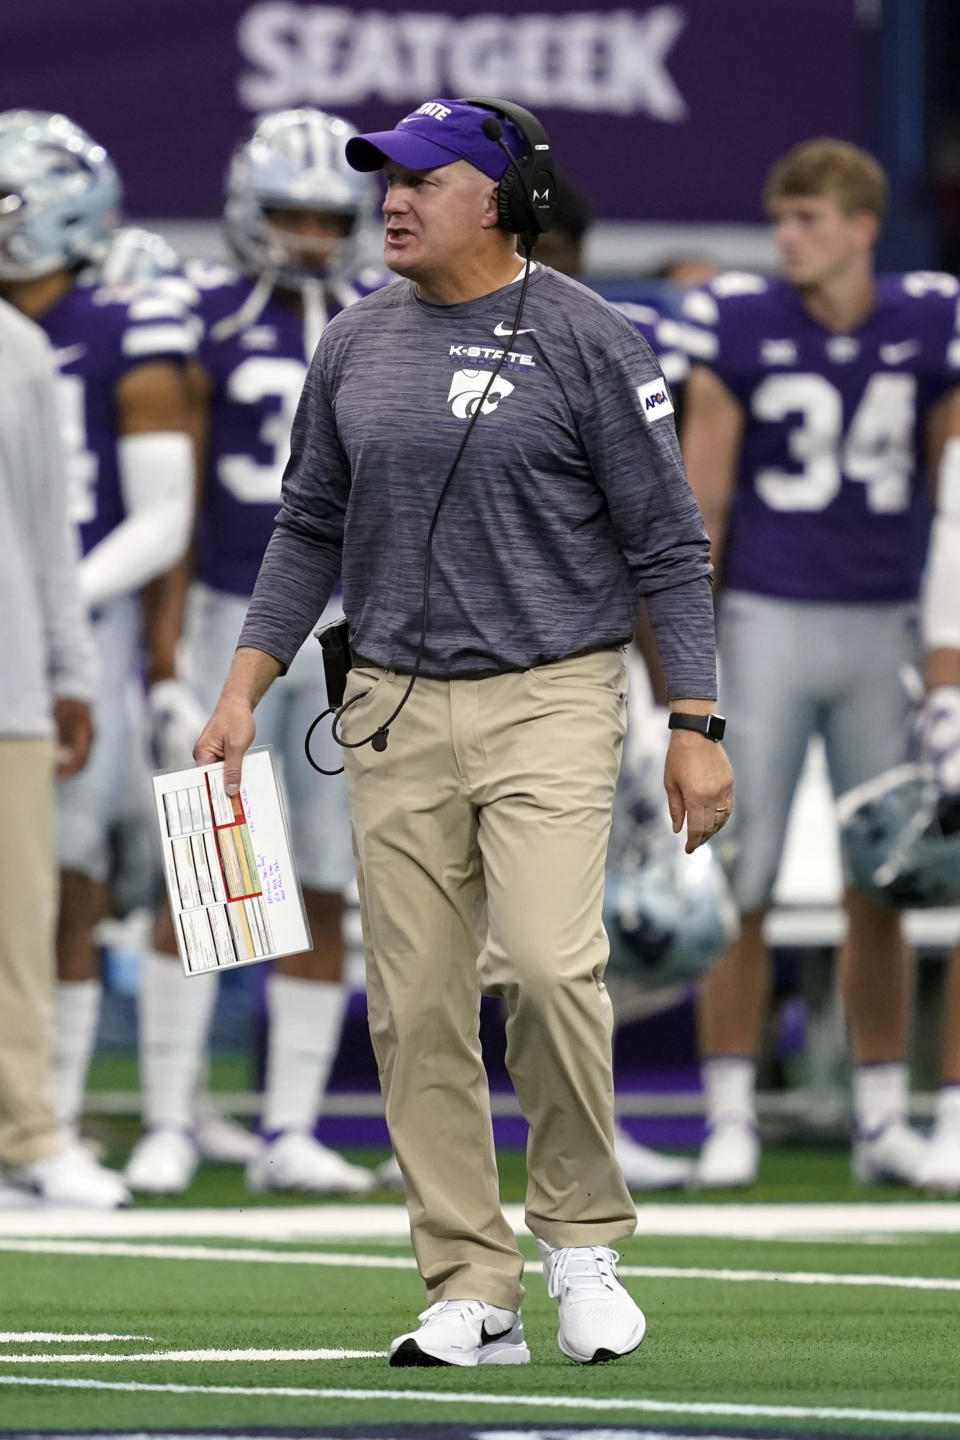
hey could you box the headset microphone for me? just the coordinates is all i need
[480,115,508,150]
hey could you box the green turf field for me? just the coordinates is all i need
[1,1142,959,1435]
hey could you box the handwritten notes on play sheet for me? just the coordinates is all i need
[152,748,310,977]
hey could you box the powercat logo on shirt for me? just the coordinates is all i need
[447,369,515,418]
[636,377,674,422]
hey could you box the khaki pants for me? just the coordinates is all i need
[0,738,59,1168]
[343,649,637,1311]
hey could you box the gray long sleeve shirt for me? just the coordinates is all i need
[0,299,96,736]
[239,265,716,699]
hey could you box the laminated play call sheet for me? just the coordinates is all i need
[152,748,310,976]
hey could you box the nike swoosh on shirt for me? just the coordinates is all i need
[879,340,921,364]
[493,322,535,337]
[53,343,88,367]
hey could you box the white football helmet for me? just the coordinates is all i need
[837,763,960,908]
[0,110,121,280]
[96,225,180,286]
[223,108,377,288]
[604,762,739,989]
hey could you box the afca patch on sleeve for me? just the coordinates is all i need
[636,377,675,423]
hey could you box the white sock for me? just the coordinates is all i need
[932,1084,960,1141]
[851,1061,908,1139]
[52,979,102,1134]
[138,950,217,1131]
[262,976,347,1135]
[702,1056,757,1131]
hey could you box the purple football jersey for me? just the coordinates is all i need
[683,271,960,601]
[187,261,388,598]
[610,299,690,394]
[38,284,193,556]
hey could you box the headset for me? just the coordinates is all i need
[305,98,556,772]
[464,96,556,244]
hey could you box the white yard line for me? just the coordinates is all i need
[0,1332,149,1343]
[2,1201,960,1241]
[0,1240,417,1268]
[0,1232,414,1267]
[0,1375,958,1427]
[618,1264,960,1292]
[0,1348,385,1364]
[1,1237,958,1294]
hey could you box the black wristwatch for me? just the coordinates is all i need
[668,711,726,742]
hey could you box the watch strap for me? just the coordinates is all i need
[668,711,726,742]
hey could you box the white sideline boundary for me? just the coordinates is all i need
[1,1238,959,1294]
[0,1348,386,1364]
[1,1375,959,1427]
[0,1332,148,1342]
[2,1201,960,1241]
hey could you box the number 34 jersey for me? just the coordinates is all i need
[683,270,960,602]
[186,261,386,598]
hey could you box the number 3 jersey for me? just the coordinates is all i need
[38,283,193,556]
[683,270,960,601]
[185,262,386,598]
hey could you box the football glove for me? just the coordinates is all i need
[148,678,208,771]
[919,685,960,799]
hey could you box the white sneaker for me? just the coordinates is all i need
[245,1131,375,1195]
[0,1178,42,1208]
[124,1127,199,1194]
[538,1240,645,1364]
[915,1127,960,1195]
[694,1119,760,1188]
[194,1110,258,1166]
[389,1300,529,1367]
[852,1120,928,1185]
[375,1153,404,1190]
[614,1125,693,1190]
[9,1143,130,1209]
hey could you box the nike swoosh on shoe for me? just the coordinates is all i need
[480,1321,513,1345]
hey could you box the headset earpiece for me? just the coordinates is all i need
[463,96,555,238]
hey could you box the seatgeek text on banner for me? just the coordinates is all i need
[0,0,862,220]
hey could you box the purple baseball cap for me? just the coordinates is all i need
[345,98,523,180]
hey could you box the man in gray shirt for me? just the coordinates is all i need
[0,297,128,1207]
[196,97,733,1364]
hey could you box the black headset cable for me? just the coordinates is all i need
[305,252,534,772]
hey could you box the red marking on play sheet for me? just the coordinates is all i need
[205,772,248,830]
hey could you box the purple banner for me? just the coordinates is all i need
[0,0,863,220]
